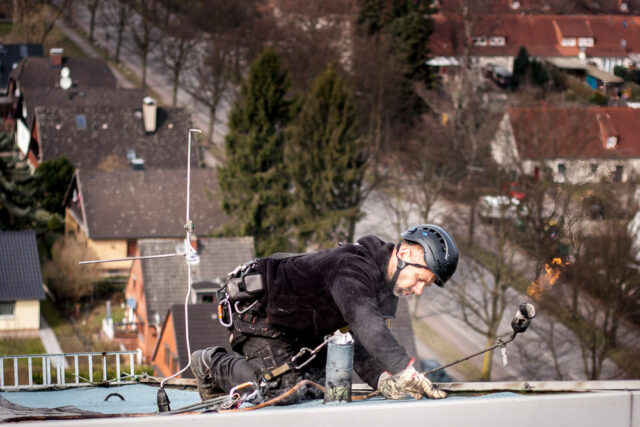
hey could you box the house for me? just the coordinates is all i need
[122,237,255,362]
[0,43,42,123]
[491,105,640,183]
[150,297,418,380]
[64,168,231,276]
[151,304,232,378]
[0,230,45,331]
[434,0,639,14]
[429,14,640,74]
[7,48,116,97]
[22,100,194,171]
[13,87,146,158]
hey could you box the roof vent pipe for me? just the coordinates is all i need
[142,97,157,133]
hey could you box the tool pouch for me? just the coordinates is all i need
[225,260,265,302]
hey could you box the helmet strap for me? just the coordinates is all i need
[389,242,406,288]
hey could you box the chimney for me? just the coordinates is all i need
[142,97,157,133]
[49,48,63,67]
[596,112,618,149]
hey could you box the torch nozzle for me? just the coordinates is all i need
[511,303,536,333]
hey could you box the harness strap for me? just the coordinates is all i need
[261,362,295,382]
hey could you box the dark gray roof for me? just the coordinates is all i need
[167,304,233,378]
[70,169,231,239]
[10,56,116,91]
[0,44,43,94]
[35,105,196,170]
[0,231,45,301]
[22,88,146,129]
[138,237,255,325]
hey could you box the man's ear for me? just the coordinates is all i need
[397,245,411,260]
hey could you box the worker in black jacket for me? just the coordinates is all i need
[191,224,458,402]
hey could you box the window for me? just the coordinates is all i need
[614,166,624,182]
[590,162,599,174]
[558,163,567,175]
[561,38,577,47]
[578,37,594,47]
[473,37,487,46]
[605,136,618,149]
[76,114,87,130]
[489,36,505,46]
[0,301,15,317]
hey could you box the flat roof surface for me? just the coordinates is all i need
[0,384,199,416]
[2,382,640,426]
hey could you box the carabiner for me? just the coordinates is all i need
[234,299,258,314]
[218,295,233,327]
[291,347,316,369]
[220,393,241,410]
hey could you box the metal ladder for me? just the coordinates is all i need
[0,350,138,390]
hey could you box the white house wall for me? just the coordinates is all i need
[521,158,640,183]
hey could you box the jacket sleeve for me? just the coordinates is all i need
[328,257,411,379]
[352,336,386,388]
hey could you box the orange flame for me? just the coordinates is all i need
[527,257,568,298]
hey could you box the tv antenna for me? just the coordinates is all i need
[79,129,203,405]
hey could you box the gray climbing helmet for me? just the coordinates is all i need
[401,224,458,287]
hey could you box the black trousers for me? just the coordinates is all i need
[209,304,326,396]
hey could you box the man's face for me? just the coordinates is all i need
[392,246,437,297]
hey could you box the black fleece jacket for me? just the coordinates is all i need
[256,235,412,387]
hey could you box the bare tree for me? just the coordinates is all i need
[156,12,201,106]
[183,37,238,145]
[101,0,128,63]
[126,0,162,88]
[43,238,100,314]
[450,171,524,380]
[554,198,640,379]
[86,0,102,41]
[11,0,67,44]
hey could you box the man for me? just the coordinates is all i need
[191,224,458,402]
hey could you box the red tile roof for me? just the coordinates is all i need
[431,14,640,58]
[435,0,640,14]
[507,106,640,159]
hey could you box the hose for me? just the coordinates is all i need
[218,380,326,412]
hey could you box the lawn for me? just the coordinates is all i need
[0,22,12,40]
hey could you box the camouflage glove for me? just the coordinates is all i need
[377,359,447,400]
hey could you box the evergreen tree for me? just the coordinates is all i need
[287,64,368,248]
[530,59,549,87]
[512,46,530,87]
[357,0,435,83]
[357,0,387,36]
[0,132,51,231]
[389,0,435,82]
[217,47,293,256]
[33,156,74,215]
